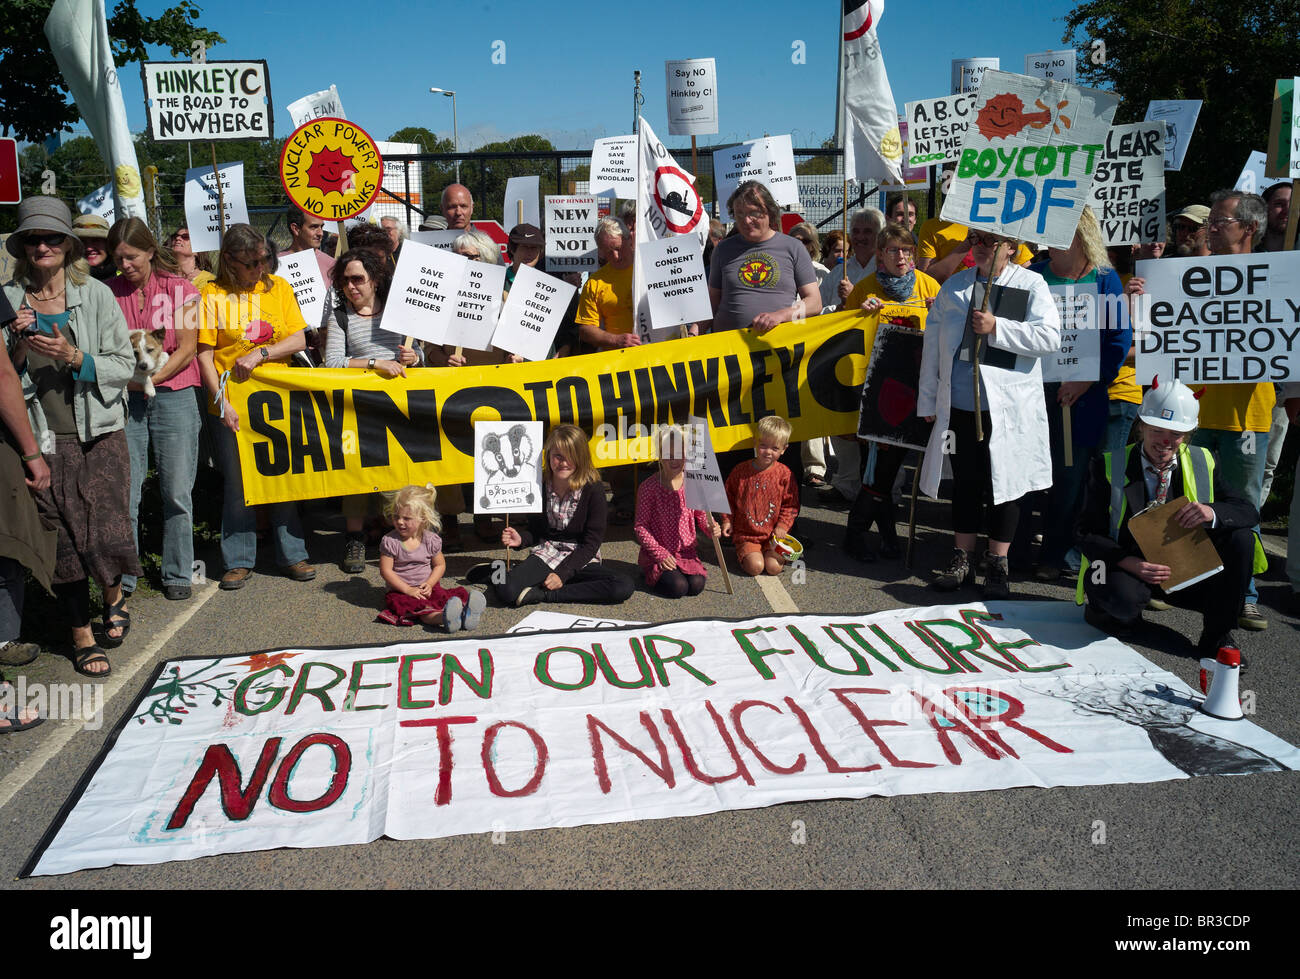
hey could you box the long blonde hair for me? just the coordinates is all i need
[545,424,600,491]
[1074,206,1110,272]
[383,484,441,535]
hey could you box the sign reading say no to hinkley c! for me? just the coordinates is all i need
[665,58,718,136]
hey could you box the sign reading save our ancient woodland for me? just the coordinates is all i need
[24,603,1298,876]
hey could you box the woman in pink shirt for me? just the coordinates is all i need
[107,218,202,602]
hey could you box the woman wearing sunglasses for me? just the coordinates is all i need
[2,197,136,677]
[196,224,313,591]
[917,226,1061,599]
[324,247,420,573]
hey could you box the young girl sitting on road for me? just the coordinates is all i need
[496,424,635,607]
[377,484,486,631]
[634,425,721,598]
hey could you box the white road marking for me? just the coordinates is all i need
[756,573,799,613]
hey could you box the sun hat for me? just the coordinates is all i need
[72,213,111,240]
[6,196,83,260]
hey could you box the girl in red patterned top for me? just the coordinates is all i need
[634,426,722,598]
[721,415,800,576]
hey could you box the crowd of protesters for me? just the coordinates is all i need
[1,174,1295,733]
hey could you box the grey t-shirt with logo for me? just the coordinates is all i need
[708,233,816,332]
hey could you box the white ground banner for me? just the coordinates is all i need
[25,602,1298,876]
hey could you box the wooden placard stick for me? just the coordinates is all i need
[334,220,346,258]
[209,144,227,237]
[971,240,1004,443]
[1063,404,1073,468]
[711,520,734,594]
[905,460,921,569]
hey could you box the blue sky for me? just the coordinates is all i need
[97,0,1082,150]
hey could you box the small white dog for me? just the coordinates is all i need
[129,328,170,398]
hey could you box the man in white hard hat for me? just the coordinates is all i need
[1074,378,1265,659]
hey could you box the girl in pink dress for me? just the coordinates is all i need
[377,485,485,630]
[634,426,721,598]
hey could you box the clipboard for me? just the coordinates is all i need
[1127,495,1223,593]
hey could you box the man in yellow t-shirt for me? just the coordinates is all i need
[576,217,638,350]
[1192,189,1273,631]
[915,218,1035,284]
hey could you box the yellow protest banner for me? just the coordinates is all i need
[227,310,877,505]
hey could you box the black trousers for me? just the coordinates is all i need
[846,443,908,541]
[1083,524,1255,641]
[948,408,1020,542]
[495,555,635,606]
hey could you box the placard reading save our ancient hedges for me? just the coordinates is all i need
[142,61,272,141]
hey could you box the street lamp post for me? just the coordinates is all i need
[429,87,459,184]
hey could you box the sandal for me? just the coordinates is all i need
[0,681,44,733]
[100,598,130,649]
[73,645,112,679]
[805,474,829,489]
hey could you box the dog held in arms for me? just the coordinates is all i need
[129,328,169,398]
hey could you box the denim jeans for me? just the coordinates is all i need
[123,387,202,590]
[1191,426,1269,605]
[209,414,308,571]
[1103,400,1140,455]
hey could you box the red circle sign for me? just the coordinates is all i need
[653,165,704,234]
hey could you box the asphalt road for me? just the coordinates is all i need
[2,477,1297,893]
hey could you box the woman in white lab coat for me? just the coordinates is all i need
[917,229,1061,598]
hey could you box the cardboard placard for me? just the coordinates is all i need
[1127,495,1224,593]
[493,263,577,361]
[445,261,506,352]
[951,57,999,94]
[589,135,638,199]
[713,135,798,222]
[1134,252,1300,385]
[878,121,934,194]
[639,235,712,330]
[1024,49,1076,86]
[184,162,248,252]
[280,118,383,222]
[857,324,932,452]
[1233,150,1270,196]
[665,58,718,136]
[142,60,271,141]
[507,610,644,633]
[410,230,460,252]
[1144,100,1201,172]
[1042,283,1100,383]
[278,248,330,330]
[76,181,115,224]
[504,176,540,229]
[544,195,598,273]
[940,70,1120,249]
[1089,122,1167,246]
[904,92,979,168]
[382,239,466,345]
[683,416,730,515]
[473,420,543,514]
[287,85,345,128]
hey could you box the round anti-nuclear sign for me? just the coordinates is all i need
[280,117,383,221]
[653,165,704,234]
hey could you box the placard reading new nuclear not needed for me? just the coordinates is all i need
[544,196,598,273]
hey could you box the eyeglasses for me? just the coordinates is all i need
[342,274,370,285]
[24,232,67,248]
[174,231,190,240]
[733,208,767,222]
[882,246,914,257]
[1207,218,1241,229]
[229,255,269,270]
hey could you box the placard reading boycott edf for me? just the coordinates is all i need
[1135,252,1300,385]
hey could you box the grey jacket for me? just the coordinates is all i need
[3,275,133,442]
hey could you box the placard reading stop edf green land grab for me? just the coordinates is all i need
[940,70,1118,249]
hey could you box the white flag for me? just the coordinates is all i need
[841,0,904,186]
[44,0,147,220]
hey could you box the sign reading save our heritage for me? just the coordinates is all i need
[142,61,272,141]
[24,603,1298,876]
[279,117,383,221]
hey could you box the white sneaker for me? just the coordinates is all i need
[443,596,464,633]
[462,590,486,630]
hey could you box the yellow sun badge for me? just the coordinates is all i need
[279,118,383,222]
[879,126,903,163]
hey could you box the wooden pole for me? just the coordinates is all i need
[335,221,346,258]
[209,144,227,237]
[971,241,1003,443]
[691,135,698,180]
[905,458,921,570]
[711,526,734,595]
[1063,404,1073,468]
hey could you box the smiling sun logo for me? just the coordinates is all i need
[306,146,356,196]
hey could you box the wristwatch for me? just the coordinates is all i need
[258,346,269,360]
[368,358,376,370]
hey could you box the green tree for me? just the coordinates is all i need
[473,134,558,223]
[1,0,224,142]
[1063,0,1300,203]
[387,126,456,221]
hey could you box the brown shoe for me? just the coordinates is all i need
[220,568,253,590]
[283,560,316,582]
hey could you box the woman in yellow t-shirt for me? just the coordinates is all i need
[842,224,940,561]
[196,224,312,591]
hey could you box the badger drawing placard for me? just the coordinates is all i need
[473,420,543,514]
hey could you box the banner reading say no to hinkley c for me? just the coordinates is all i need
[227,311,874,506]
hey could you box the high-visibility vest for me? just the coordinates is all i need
[1075,443,1267,604]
